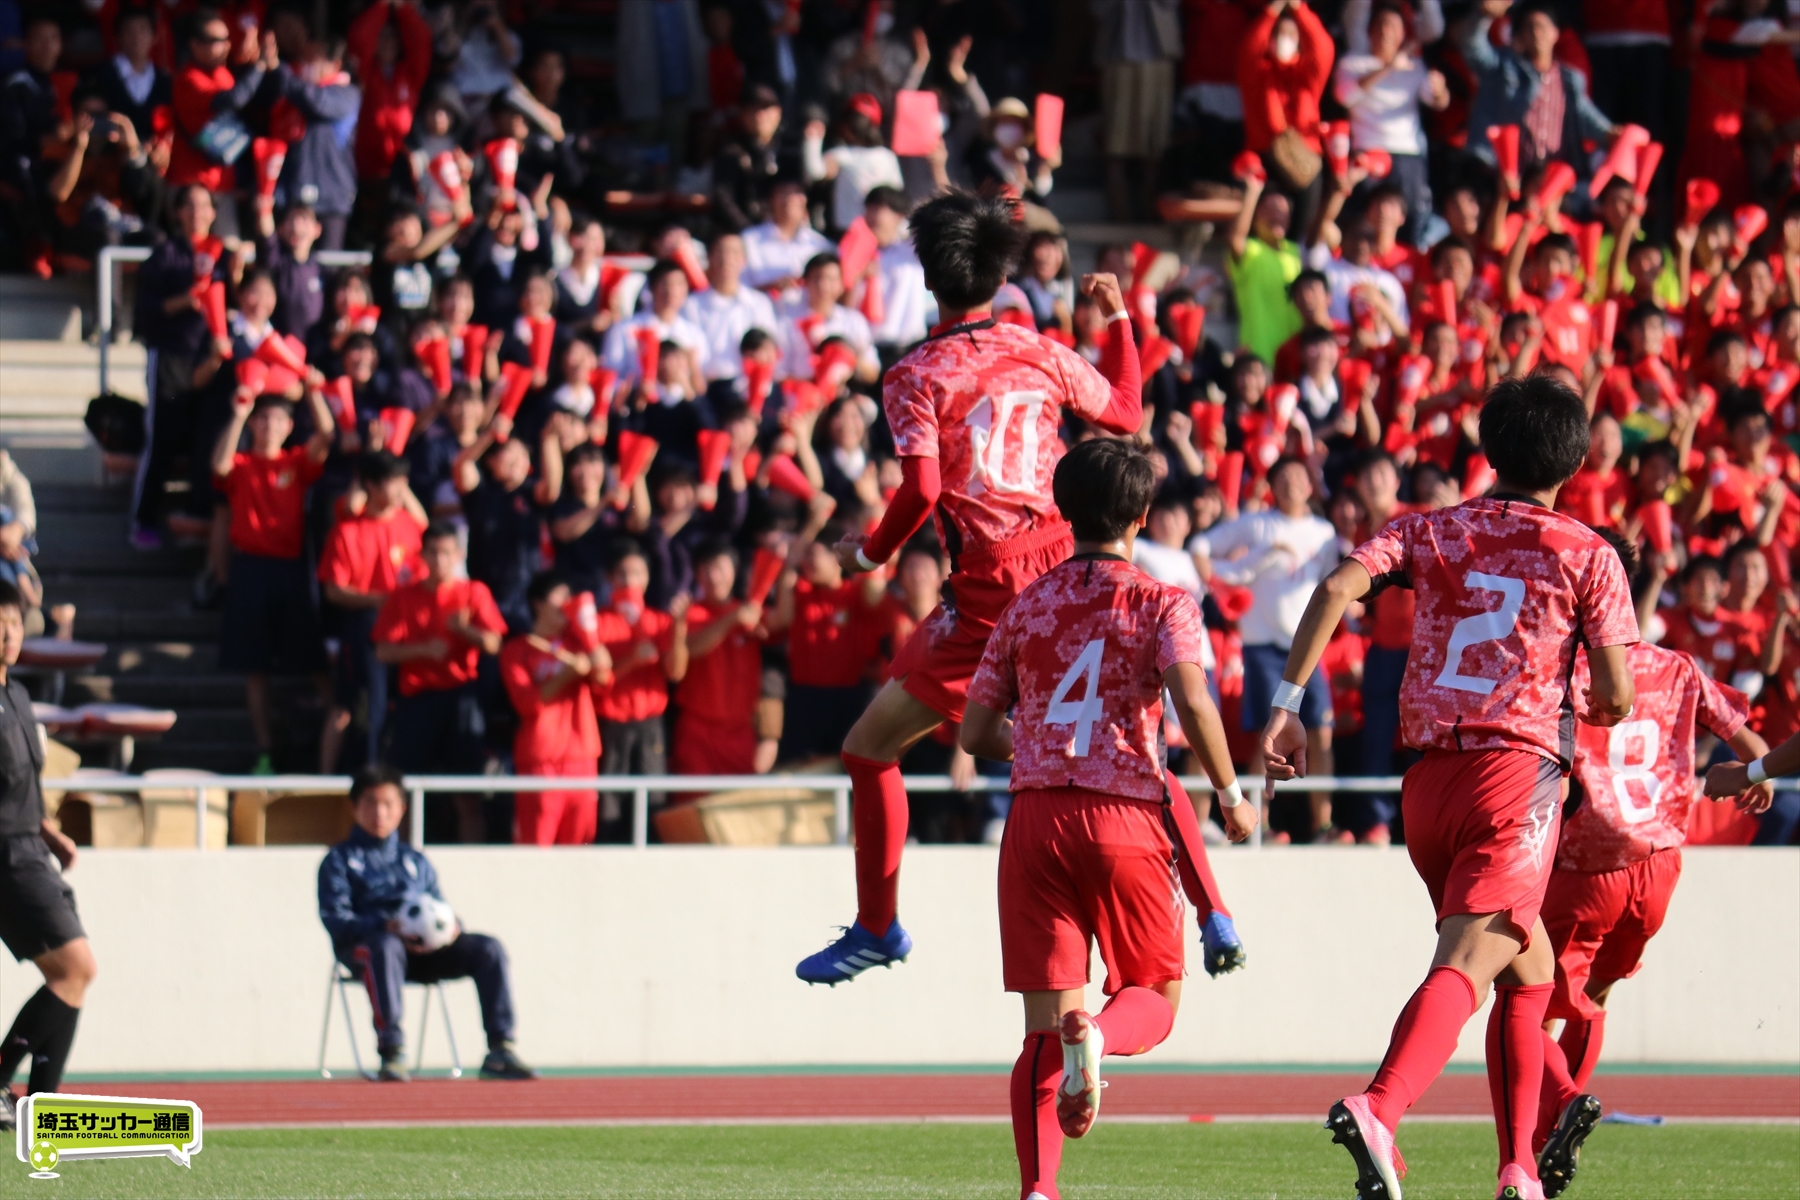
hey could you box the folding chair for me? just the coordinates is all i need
[317,961,464,1079]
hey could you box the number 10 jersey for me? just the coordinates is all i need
[1348,495,1640,771]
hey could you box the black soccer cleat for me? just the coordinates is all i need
[1538,1093,1602,1197]
[1326,1097,1403,1199]
[480,1046,540,1081]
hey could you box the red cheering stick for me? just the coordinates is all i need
[416,335,452,398]
[1139,334,1175,378]
[589,366,619,411]
[837,217,879,285]
[673,238,709,293]
[858,267,885,327]
[346,304,381,333]
[781,378,828,419]
[1577,221,1603,286]
[1435,277,1457,328]
[613,430,660,499]
[1462,452,1497,499]
[461,324,489,378]
[1324,121,1350,182]
[746,547,785,606]
[1353,149,1392,179]
[1640,498,1674,554]
[816,340,859,392]
[1218,450,1245,516]
[1536,161,1578,213]
[696,428,733,508]
[765,453,815,501]
[1130,241,1161,294]
[561,591,601,653]
[1632,142,1663,200]
[1230,149,1266,184]
[378,407,416,455]
[1683,177,1720,229]
[744,357,775,415]
[526,315,556,378]
[1577,481,1608,526]
[254,331,307,374]
[1391,356,1427,411]
[323,377,357,433]
[1189,401,1224,452]
[1034,93,1064,162]
[1634,355,1682,407]
[633,327,661,390]
[1167,301,1205,358]
[427,150,464,204]
[251,137,286,201]
[484,138,519,208]
[494,361,533,427]
[196,281,229,354]
[1487,125,1521,199]
[1598,299,1619,351]
[1733,204,1770,255]
[1590,124,1650,194]
[234,357,269,395]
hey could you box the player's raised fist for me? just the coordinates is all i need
[1220,797,1259,844]
[1079,273,1126,321]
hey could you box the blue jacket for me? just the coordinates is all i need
[1459,18,1614,178]
[274,67,360,217]
[317,825,443,947]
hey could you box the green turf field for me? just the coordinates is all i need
[2,1121,1795,1198]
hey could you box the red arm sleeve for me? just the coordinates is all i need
[1087,316,1144,435]
[397,3,434,93]
[345,3,384,77]
[860,456,941,565]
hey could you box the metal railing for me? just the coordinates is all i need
[43,772,1410,850]
[95,245,373,396]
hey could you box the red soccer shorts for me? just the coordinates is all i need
[998,787,1185,995]
[1542,847,1682,1020]
[1402,748,1565,945]
[513,757,599,845]
[894,522,1073,723]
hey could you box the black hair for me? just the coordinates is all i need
[740,328,776,355]
[1299,324,1337,349]
[803,251,841,279]
[565,442,606,469]
[865,186,910,216]
[1597,175,1635,199]
[607,537,648,568]
[1053,439,1157,543]
[1624,303,1666,333]
[1289,268,1329,299]
[692,536,739,570]
[240,266,276,293]
[250,393,293,416]
[1706,328,1748,358]
[422,518,459,545]
[446,381,478,405]
[358,450,409,485]
[645,259,685,290]
[1639,439,1679,466]
[909,189,1027,311]
[1721,387,1771,431]
[525,569,567,609]
[115,6,154,29]
[0,579,20,613]
[1534,232,1577,261]
[343,331,376,357]
[1595,528,1644,598]
[1430,237,1474,266]
[1724,538,1767,569]
[1681,555,1725,585]
[348,762,405,804]
[652,463,698,490]
[1267,454,1310,482]
[1478,375,1591,491]
[1513,0,1560,29]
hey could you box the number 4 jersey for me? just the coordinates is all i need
[967,556,1208,801]
[1560,642,1749,873]
[1348,495,1640,770]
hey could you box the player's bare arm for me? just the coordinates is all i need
[1164,661,1257,843]
[958,701,1012,763]
[1262,559,1373,796]
[1706,725,1799,800]
[1583,642,1636,728]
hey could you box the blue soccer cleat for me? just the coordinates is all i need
[796,919,913,985]
[1201,911,1247,977]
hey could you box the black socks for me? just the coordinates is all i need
[0,987,81,1095]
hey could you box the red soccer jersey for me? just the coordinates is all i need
[1659,605,1758,680]
[788,579,874,688]
[1348,496,1640,769]
[500,636,602,763]
[1560,642,1748,872]
[371,577,508,696]
[678,600,762,724]
[318,508,426,597]
[219,448,323,559]
[967,557,1209,802]
[592,602,675,724]
[883,321,1113,555]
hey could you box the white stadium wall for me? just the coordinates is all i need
[0,846,1794,1077]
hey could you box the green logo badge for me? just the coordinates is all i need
[14,1094,202,1179]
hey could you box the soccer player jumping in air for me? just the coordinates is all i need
[960,439,1257,1200]
[1533,530,1773,1198]
[1263,375,1642,1200]
[795,190,1243,985]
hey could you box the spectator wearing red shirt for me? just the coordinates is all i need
[593,545,687,841]
[1556,412,1632,528]
[212,379,335,774]
[500,573,611,845]
[169,12,278,239]
[772,512,882,764]
[346,0,432,183]
[317,451,427,771]
[373,521,508,841]
[670,540,764,778]
[1661,556,1759,684]
[1238,0,1335,239]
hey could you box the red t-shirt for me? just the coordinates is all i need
[1561,642,1746,872]
[318,508,426,597]
[1514,289,1595,370]
[1555,465,1633,529]
[1659,605,1759,681]
[1321,627,1369,735]
[788,579,874,688]
[371,577,508,696]
[499,635,601,765]
[968,557,1209,802]
[219,447,323,559]
[1349,495,1640,769]
[592,599,675,724]
[678,600,762,725]
[883,321,1112,555]
[170,64,238,191]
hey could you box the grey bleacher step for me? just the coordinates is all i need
[0,278,86,343]
[56,607,219,643]
[43,575,195,609]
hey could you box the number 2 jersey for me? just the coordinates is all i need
[883,321,1117,562]
[1559,642,1749,873]
[1347,495,1639,770]
[967,556,1209,802]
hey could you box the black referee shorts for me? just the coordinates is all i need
[0,834,85,962]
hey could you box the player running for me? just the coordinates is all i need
[1263,374,1641,1200]
[1534,531,1773,1198]
[959,439,1257,1200]
[795,190,1243,985]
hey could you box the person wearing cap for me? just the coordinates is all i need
[966,97,1061,232]
[802,94,903,234]
[712,84,791,231]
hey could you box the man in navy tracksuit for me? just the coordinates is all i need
[317,763,536,1082]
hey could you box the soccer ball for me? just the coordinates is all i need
[29,1140,58,1172]
[396,894,458,951]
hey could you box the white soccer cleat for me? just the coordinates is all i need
[1056,1009,1104,1138]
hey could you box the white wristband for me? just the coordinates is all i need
[1218,781,1246,809]
[1105,309,1131,324]
[1272,680,1306,713]
[854,547,882,573]
[1747,757,1770,785]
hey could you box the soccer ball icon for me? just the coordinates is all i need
[397,894,458,952]
[29,1140,58,1172]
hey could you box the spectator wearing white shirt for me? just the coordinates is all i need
[1305,218,1409,348]
[1192,456,1339,837]
[600,261,709,387]
[862,187,932,353]
[1131,494,1217,675]
[778,254,881,383]
[681,232,779,383]
[1332,2,1450,247]
[741,179,834,293]
[801,97,904,235]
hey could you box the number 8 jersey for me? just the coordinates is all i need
[967,556,1209,801]
[1559,643,1749,873]
[1348,495,1640,770]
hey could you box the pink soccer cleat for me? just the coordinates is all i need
[1326,1093,1404,1199]
[1497,1162,1546,1199]
[1054,1009,1104,1138]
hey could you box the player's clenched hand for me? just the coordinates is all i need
[1703,760,1751,799]
[1079,273,1126,321]
[1220,796,1259,843]
[1738,780,1776,815]
[1261,708,1307,803]
[835,532,875,574]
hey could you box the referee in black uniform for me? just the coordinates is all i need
[0,580,96,1131]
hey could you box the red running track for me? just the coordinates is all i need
[50,1073,1800,1128]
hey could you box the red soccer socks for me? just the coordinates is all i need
[1012,1030,1064,1200]
[1095,987,1175,1058]
[1536,1026,1579,1151]
[1365,965,1481,1131]
[1561,1010,1605,1092]
[844,753,908,936]
[1487,982,1554,1181]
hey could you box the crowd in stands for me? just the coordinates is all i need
[3,0,1800,848]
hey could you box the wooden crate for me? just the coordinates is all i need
[654,788,835,846]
